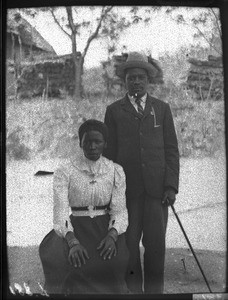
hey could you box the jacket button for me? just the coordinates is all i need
[142,163,145,167]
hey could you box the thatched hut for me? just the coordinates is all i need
[7,10,56,62]
[6,10,57,97]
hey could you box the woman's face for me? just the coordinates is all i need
[81,130,106,161]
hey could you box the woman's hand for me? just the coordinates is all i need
[68,244,89,268]
[97,235,117,260]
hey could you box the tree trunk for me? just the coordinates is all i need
[72,54,85,99]
[73,56,82,100]
[66,6,82,101]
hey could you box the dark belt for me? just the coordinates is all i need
[71,204,109,211]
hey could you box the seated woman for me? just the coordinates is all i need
[39,119,129,294]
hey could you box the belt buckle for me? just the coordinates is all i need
[88,205,95,218]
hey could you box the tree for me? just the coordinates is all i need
[20,6,162,100]
[165,7,222,56]
[20,6,143,100]
[63,6,114,99]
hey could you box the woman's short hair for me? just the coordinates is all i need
[78,119,108,145]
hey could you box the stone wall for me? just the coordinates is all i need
[186,55,223,100]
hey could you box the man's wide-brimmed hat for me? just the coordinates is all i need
[116,51,159,79]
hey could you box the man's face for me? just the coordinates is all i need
[81,130,106,161]
[125,68,149,98]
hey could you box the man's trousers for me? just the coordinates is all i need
[125,192,168,294]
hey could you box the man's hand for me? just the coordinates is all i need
[68,244,89,268]
[162,188,176,206]
[97,234,117,260]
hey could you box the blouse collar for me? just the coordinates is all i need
[70,150,108,176]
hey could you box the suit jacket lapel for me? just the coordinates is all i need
[120,95,139,118]
[143,94,155,118]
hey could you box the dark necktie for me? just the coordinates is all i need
[135,97,144,116]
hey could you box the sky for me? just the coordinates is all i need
[16,6,216,69]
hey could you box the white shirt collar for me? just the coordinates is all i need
[128,93,147,104]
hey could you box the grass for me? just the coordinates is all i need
[6,89,225,161]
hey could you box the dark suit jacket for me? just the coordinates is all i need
[103,94,179,200]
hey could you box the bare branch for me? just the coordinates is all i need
[170,11,221,55]
[66,7,78,55]
[194,25,221,55]
[210,8,222,39]
[50,8,71,38]
[66,6,76,33]
[82,6,113,58]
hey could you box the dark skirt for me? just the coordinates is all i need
[39,214,129,294]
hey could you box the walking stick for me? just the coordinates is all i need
[169,203,212,293]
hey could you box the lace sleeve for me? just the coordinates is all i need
[53,166,74,237]
[108,163,128,235]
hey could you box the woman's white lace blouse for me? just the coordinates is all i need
[53,153,128,238]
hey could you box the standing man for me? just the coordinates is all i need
[103,52,179,294]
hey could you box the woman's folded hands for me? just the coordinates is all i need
[66,228,118,267]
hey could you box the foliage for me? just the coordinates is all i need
[82,66,106,97]
[158,45,213,86]
[175,100,224,157]
[6,94,116,161]
[165,7,222,55]
[83,65,125,99]
[7,126,31,160]
[160,84,224,157]
[147,81,225,158]
[6,84,225,161]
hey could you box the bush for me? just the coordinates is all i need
[6,83,225,161]
[7,126,31,160]
[174,99,225,157]
[6,96,118,160]
[82,67,106,98]
[149,82,225,157]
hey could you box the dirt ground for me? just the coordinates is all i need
[6,245,226,296]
